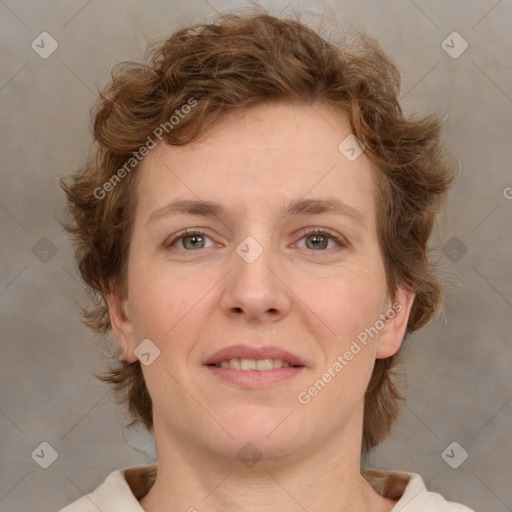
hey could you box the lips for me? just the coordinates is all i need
[203,344,306,367]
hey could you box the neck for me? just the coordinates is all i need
[139,415,395,512]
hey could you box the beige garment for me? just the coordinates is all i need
[59,463,476,511]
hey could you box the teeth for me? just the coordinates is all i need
[241,358,256,370]
[215,358,295,370]
[256,359,272,370]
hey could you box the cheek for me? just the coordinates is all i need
[297,268,385,413]
[302,264,388,348]
[127,260,205,341]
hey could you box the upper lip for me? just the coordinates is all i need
[204,345,306,367]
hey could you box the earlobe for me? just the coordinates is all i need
[375,287,415,359]
[103,281,138,364]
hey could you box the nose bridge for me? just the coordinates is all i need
[222,232,289,319]
[234,232,278,292]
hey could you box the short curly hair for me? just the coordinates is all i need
[60,9,456,455]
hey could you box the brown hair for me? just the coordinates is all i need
[60,9,456,454]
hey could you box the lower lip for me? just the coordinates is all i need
[205,365,305,388]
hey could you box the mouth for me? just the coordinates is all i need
[203,345,306,388]
[207,358,301,370]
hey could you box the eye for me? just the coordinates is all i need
[165,228,347,252]
[296,228,346,251]
[165,229,215,250]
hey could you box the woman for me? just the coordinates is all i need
[59,10,475,512]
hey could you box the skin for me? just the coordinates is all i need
[106,102,415,512]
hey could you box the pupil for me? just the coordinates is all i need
[185,235,204,249]
[308,235,327,250]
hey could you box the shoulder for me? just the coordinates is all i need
[362,467,476,511]
[59,463,157,512]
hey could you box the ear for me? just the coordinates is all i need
[103,280,138,363]
[375,286,415,359]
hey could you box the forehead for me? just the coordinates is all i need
[134,102,377,226]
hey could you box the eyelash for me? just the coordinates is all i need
[165,228,347,252]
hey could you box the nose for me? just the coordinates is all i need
[220,237,291,323]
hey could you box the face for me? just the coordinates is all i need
[107,102,413,462]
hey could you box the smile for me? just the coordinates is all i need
[203,344,307,388]
[210,358,298,370]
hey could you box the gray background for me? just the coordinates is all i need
[1,0,511,510]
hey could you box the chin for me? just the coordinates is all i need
[205,407,312,462]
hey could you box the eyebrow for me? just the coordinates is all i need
[147,197,365,227]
